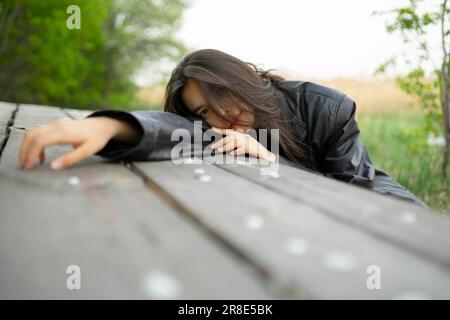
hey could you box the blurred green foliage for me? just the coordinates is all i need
[359,112,450,214]
[0,0,189,110]
[372,0,450,178]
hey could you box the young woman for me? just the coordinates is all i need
[18,49,428,208]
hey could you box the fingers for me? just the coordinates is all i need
[17,117,104,171]
[39,150,46,164]
[23,130,73,169]
[230,146,246,157]
[50,142,96,170]
[211,126,269,159]
[212,134,239,153]
[19,125,54,168]
[211,128,254,155]
[211,127,228,135]
[211,136,227,151]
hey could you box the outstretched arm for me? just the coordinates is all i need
[18,115,141,170]
[85,109,213,161]
[18,109,214,170]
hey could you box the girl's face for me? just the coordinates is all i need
[181,78,254,131]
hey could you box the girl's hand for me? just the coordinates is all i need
[210,127,276,162]
[18,116,139,171]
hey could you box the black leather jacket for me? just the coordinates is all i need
[85,80,428,207]
[272,80,376,187]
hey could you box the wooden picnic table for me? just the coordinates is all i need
[1,101,450,299]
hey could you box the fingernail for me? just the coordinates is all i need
[51,159,62,170]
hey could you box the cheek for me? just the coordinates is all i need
[206,113,229,128]
[238,111,254,125]
[245,113,255,123]
[228,106,244,118]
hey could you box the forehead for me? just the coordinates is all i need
[181,78,206,112]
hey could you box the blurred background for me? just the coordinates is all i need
[0,0,448,212]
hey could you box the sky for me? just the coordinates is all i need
[136,0,443,85]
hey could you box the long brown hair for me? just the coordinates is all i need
[163,48,314,170]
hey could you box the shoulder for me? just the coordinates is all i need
[275,80,346,101]
[275,80,357,146]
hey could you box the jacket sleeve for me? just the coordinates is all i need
[85,109,216,161]
[318,95,376,188]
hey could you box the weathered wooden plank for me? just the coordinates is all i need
[134,158,450,299]
[0,102,17,161]
[11,104,69,128]
[0,102,16,132]
[207,155,450,270]
[62,108,94,120]
[0,106,272,299]
[0,104,83,170]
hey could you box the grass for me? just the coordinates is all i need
[137,85,165,110]
[358,111,449,214]
[305,76,421,114]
